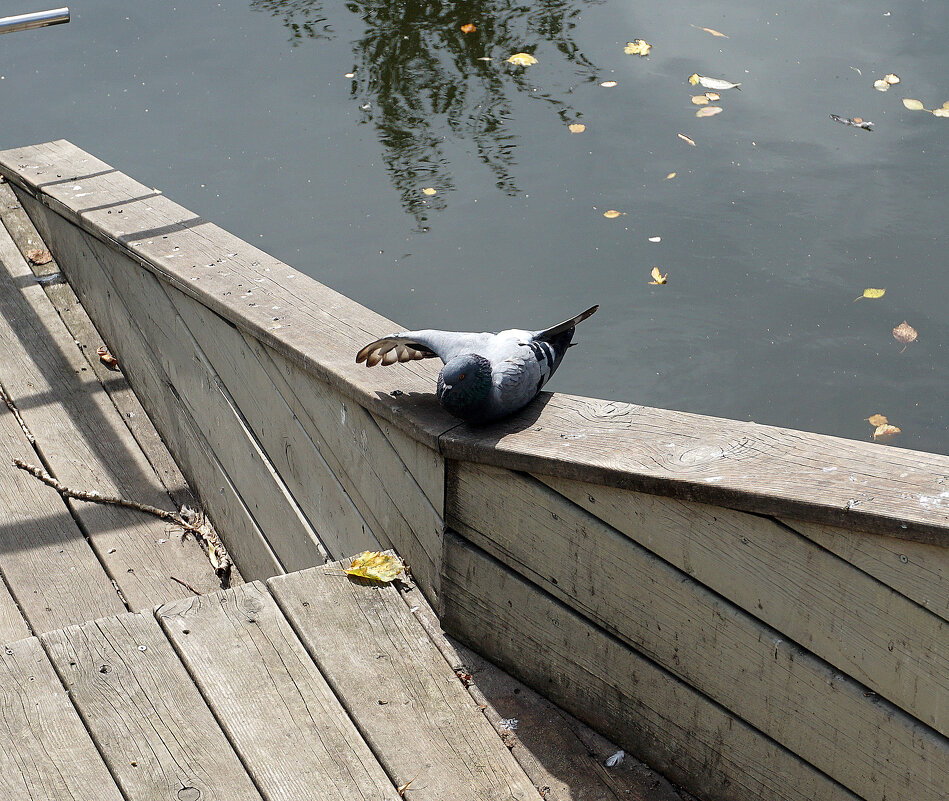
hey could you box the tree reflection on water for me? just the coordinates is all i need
[252,0,600,228]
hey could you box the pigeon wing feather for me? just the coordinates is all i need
[356,330,493,367]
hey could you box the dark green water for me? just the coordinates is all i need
[3,1,947,451]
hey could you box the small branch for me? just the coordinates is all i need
[14,458,195,528]
[13,458,232,583]
[0,383,35,445]
[170,575,202,596]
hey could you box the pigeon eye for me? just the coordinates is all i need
[459,373,466,380]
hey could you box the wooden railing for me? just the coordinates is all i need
[2,140,946,801]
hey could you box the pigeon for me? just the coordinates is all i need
[356,305,598,424]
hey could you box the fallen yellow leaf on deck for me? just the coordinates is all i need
[568,123,586,133]
[866,413,889,427]
[603,209,623,219]
[902,98,926,111]
[345,551,405,582]
[460,23,477,33]
[97,346,118,369]
[624,39,652,56]
[855,287,885,301]
[26,248,52,265]
[507,52,538,66]
[648,266,668,285]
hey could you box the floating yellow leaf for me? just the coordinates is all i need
[873,79,890,92]
[866,413,888,427]
[695,106,722,118]
[345,551,405,582]
[690,24,728,38]
[873,423,902,440]
[902,98,926,111]
[677,132,696,146]
[689,73,741,90]
[507,52,538,66]
[599,80,618,88]
[933,108,949,118]
[624,39,651,56]
[691,95,710,105]
[460,23,477,33]
[421,187,437,196]
[603,209,623,219]
[648,266,668,285]
[665,172,677,180]
[892,320,918,352]
[854,287,885,301]
[568,123,586,133]
[884,73,900,85]
[648,236,662,243]
[705,92,721,101]
[344,72,355,78]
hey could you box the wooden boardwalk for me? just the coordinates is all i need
[0,179,228,638]
[0,558,539,800]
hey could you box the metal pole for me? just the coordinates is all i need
[0,8,70,35]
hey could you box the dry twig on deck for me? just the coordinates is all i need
[12,458,233,583]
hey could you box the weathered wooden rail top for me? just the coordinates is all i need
[3,140,947,801]
[1,140,947,545]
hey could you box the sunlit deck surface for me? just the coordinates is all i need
[0,180,687,801]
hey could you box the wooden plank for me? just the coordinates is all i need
[0,216,221,606]
[448,463,946,801]
[536,471,949,739]
[370,412,445,513]
[441,533,859,801]
[0,575,27,645]
[267,559,537,801]
[0,402,125,631]
[786,518,949,625]
[157,582,399,801]
[168,286,379,561]
[18,191,282,580]
[255,340,444,598]
[0,180,202,513]
[0,140,458,450]
[75,225,328,573]
[42,612,262,801]
[0,635,125,800]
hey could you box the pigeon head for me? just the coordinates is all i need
[436,353,492,421]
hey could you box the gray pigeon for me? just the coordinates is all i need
[355,305,598,424]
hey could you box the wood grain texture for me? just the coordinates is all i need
[440,533,859,801]
[41,612,262,801]
[0,635,124,800]
[0,577,26,645]
[268,560,537,801]
[169,286,378,562]
[537,471,949,738]
[786,518,949,625]
[0,140,457,449]
[19,192,282,580]
[257,341,444,599]
[0,214,221,605]
[0,401,124,631]
[449,463,946,801]
[157,582,399,801]
[0,180,203,514]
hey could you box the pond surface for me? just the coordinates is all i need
[3,0,948,452]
